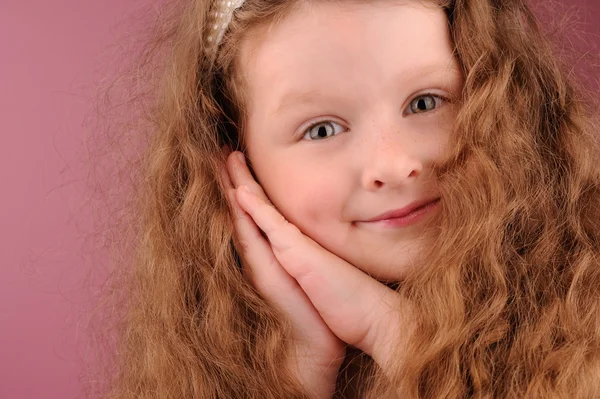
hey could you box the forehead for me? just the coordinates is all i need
[237,0,456,117]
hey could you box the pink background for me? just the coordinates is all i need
[1,1,598,398]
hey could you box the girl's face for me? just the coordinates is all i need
[238,0,463,281]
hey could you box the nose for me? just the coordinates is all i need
[361,132,423,191]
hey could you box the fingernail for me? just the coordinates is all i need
[241,185,251,193]
[236,152,245,163]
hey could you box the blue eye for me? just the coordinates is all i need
[406,94,445,114]
[302,120,345,141]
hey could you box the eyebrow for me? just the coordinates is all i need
[274,89,333,116]
[273,63,461,116]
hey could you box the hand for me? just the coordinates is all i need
[221,151,411,383]
[221,149,345,399]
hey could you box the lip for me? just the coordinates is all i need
[362,197,441,222]
[355,198,441,229]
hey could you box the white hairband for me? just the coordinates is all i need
[205,0,246,57]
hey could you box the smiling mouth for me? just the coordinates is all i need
[354,198,441,229]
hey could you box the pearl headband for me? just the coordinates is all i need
[205,0,246,57]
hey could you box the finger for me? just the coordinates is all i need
[227,185,344,350]
[218,146,234,191]
[220,158,259,281]
[226,151,272,205]
[219,164,233,191]
[227,188,335,345]
[236,185,409,372]
[224,188,254,281]
[226,183,346,391]
[220,165,274,282]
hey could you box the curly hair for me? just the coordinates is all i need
[89,0,600,398]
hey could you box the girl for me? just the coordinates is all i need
[98,0,600,397]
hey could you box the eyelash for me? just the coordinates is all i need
[301,93,448,141]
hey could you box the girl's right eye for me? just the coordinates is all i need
[302,120,346,141]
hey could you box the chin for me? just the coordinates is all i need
[364,259,421,287]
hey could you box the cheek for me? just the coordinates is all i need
[271,176,343,230]
[256,160,346,236]
[434,111,455,151]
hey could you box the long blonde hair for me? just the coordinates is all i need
[90,0,600,397]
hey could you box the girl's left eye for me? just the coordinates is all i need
[405,94,445,115]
